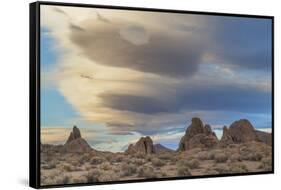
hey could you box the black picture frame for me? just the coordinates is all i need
[29,1,274,189]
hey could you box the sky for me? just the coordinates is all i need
[40,5,272,152]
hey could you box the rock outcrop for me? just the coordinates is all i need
[219,126,234,147]
[66,126,81,143]
[126,136,155,154]
[219,119,259,147]
[178,118,218,151]
[63,126,92,153]
[255,130,272,146]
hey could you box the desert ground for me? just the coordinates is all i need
[40,118,272,186]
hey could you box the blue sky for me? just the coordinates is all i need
[41,28,78,127]
[40,5,272,151]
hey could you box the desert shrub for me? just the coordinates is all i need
[70,176,87,184]
[204,169,219,175]
[112,154,124,163]
[41,162,56,169]
[258,157,272,171]
[229,153,241,162]
[138,166,156,178]
[85,169,101,183]
[57,156,66,162]
[261,146,272,157]
[55,175,70,184]
[41,177,55,186]
[197,151,213,160]
[186,159,200,169]
[229,163,248,173]
[121,156,133,164]
[62,175,70,184]
[43,155,52,163]
[241,152,263,161]
[151,158,165,167]
[157,153,173,161]
[177,165,192,176]
[42,170,73,185]
[212,164,229,174]
[98,171,119,182]
[79,153,92,164]
[62,164,75,172]
[99,162,111,170]
[132,158,145,165]
[157,171,168,178]
[135,153,146,159]
[145,155,153,162]
[214,153,228,163]
[208,149,223,160]
[121,163,137,176]
[90,156,105,165]
[188,148,202,155]
[178,159,200,169]
[103,153,115,162]
[228,144,239,149]
[187,156,196,161]
[70,160,80,166]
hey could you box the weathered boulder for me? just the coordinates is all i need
[178,118,218,151]
[126,136,155,154]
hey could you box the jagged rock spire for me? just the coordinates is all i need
[66,125,81,144]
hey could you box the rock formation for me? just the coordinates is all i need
[126,136,155,154]
[219,119,260,147]
[178,118,218,151]
[219,126,234,147]
[66,126,81,143]
[63,126,92,153]
[255,130,272,146]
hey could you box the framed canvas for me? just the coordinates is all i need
[29,1,274,188]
